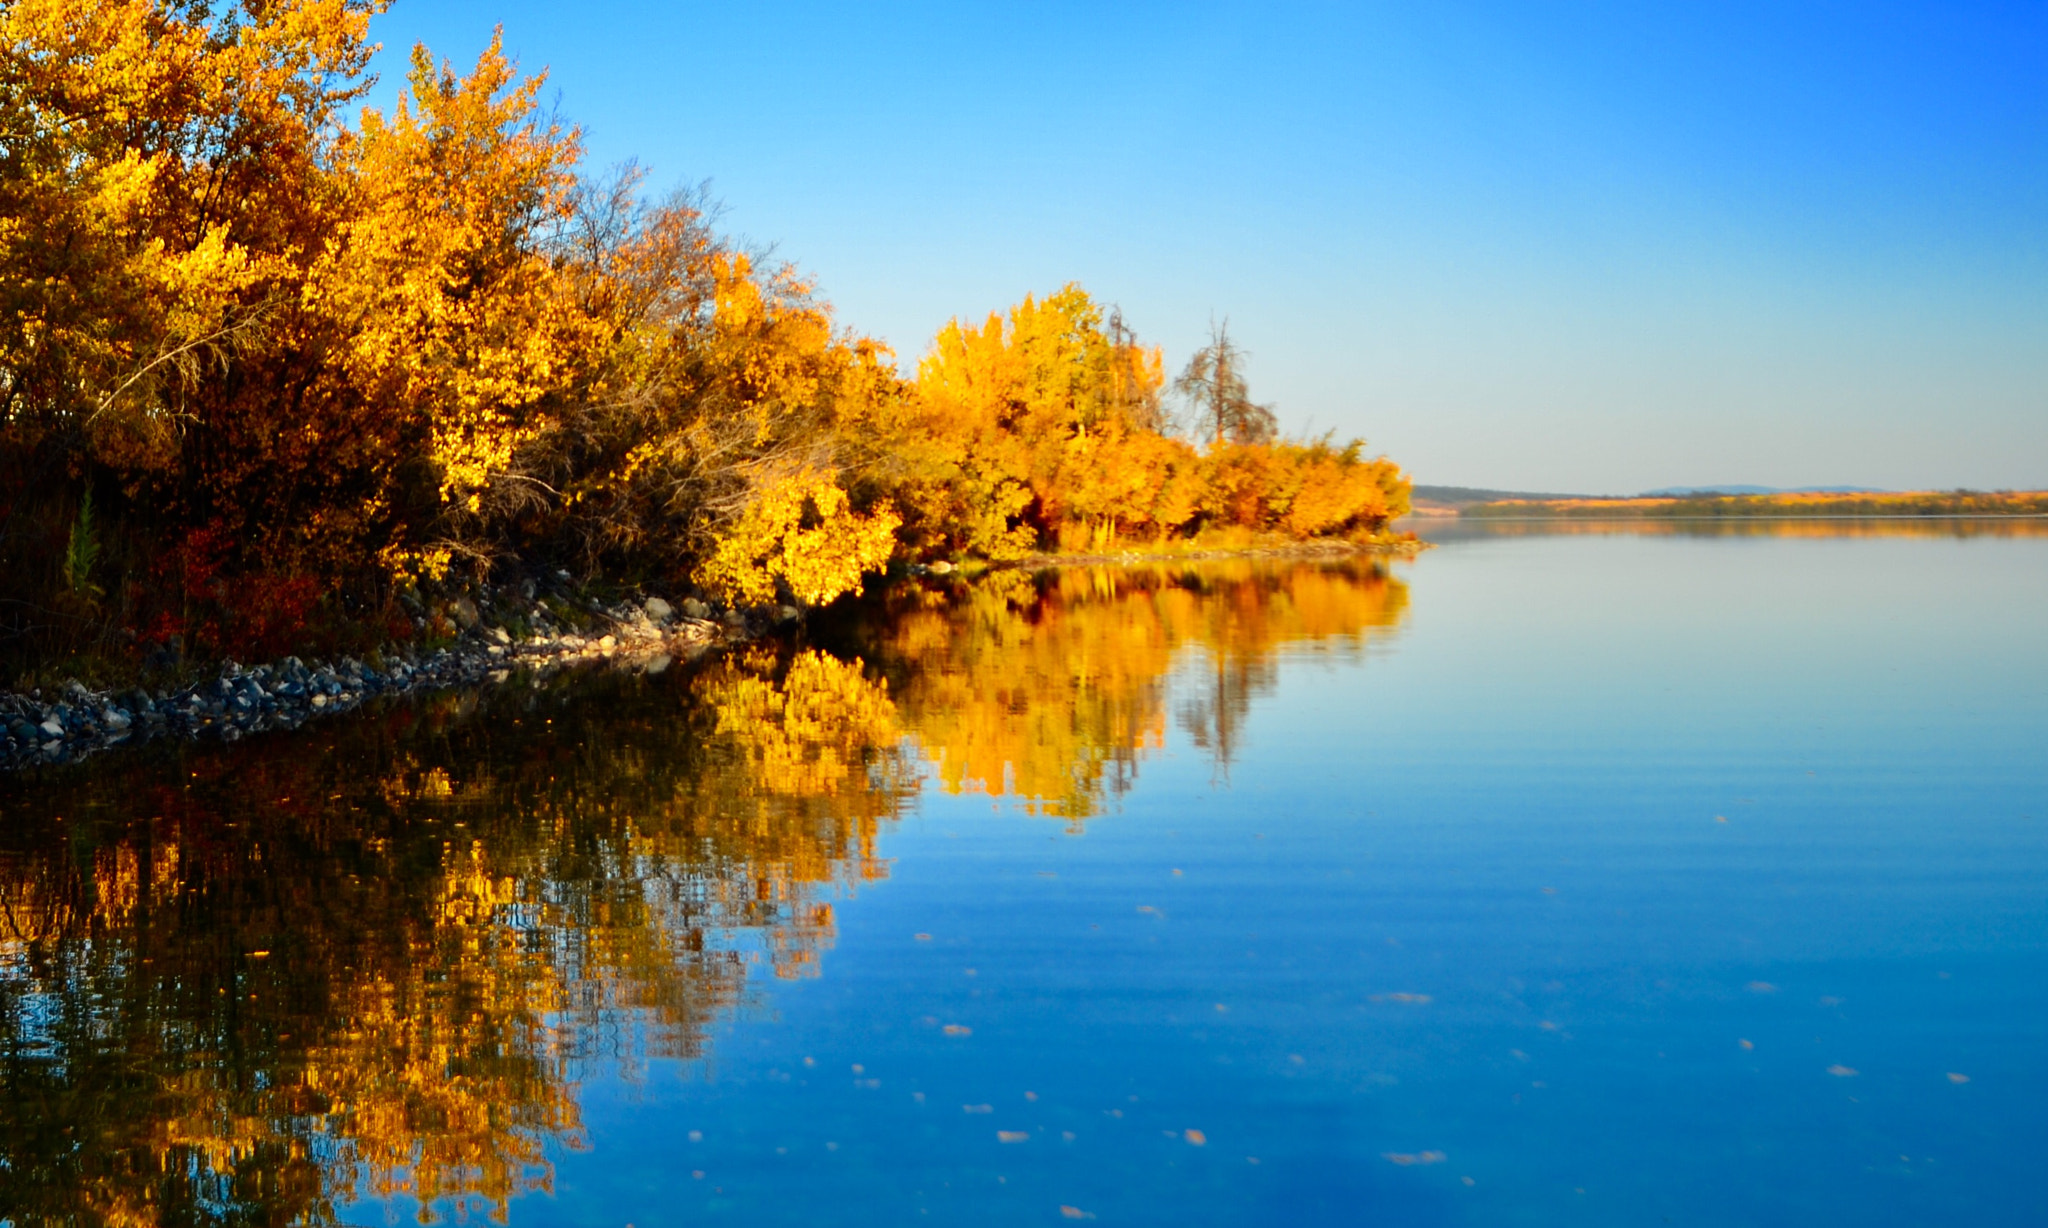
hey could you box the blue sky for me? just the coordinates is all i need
[364,2,2046,493]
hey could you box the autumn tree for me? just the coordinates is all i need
[0,3,1410,674]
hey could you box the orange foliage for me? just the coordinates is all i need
[0,5,1408,671]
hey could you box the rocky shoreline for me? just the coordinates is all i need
[0,593,776,774]
[1,541,1417,775]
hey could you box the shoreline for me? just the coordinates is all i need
[1001,536,1426,572]
[1450,512,2048,523]
[0,539,1411,776]
[0,597,760,775]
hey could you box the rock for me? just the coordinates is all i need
[38,716,63,738]
[597,635,617,651]
[450,596,481,630]
[642,596,674,623]
[928,560,954,575]
[8,719,36,742]
[487,626,511,645]
[681,598,711,620]
[776,605,801,625]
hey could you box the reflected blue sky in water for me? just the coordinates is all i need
[1,531,2040,1225]
[535,529,2045,1226]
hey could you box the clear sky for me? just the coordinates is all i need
[363,2,2046,494]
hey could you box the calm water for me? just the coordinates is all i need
[2,523,2044,1226]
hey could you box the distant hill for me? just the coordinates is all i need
[1642,484,1890,497]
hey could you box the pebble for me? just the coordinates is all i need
[0,591,781,773]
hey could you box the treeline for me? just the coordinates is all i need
[1461,490,2048,519]
[0,0,1408,671]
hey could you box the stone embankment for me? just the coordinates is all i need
[0,594,779,773]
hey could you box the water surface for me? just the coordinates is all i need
[2,527,2042,1225]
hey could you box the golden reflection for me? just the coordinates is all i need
[0,558,1405,1223]
[0,647,911,1225]
[861,558,1409,820]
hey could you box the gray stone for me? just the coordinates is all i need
[38,716,63,738]
[776,605,801,625]
[450,596,481,630]
[681,598,711,620]
[928,560,954,575]
[642,596,674,622]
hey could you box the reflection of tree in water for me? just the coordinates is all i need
[1169,563,1407,777]
[0,648,912,1225]
[0,560,1407,1223]
[1175,651,1273,778]
[845,558,1408,820]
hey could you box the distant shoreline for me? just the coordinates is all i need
[1431,490,2048,519]
[1429,512,2048,522]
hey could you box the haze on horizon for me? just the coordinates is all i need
[366,1,2047,494]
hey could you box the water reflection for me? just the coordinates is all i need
[839,558,1409,819]
[0,558,1406,1223]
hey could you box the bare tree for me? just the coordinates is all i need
[1173,320,1276,447]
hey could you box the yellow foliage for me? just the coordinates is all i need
[701,467,900,606]
[0,0,1409,668]
[310,31,590,517]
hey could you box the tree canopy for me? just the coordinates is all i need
[0,0,1409,672]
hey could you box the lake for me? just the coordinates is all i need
[2,521,2043,1226]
